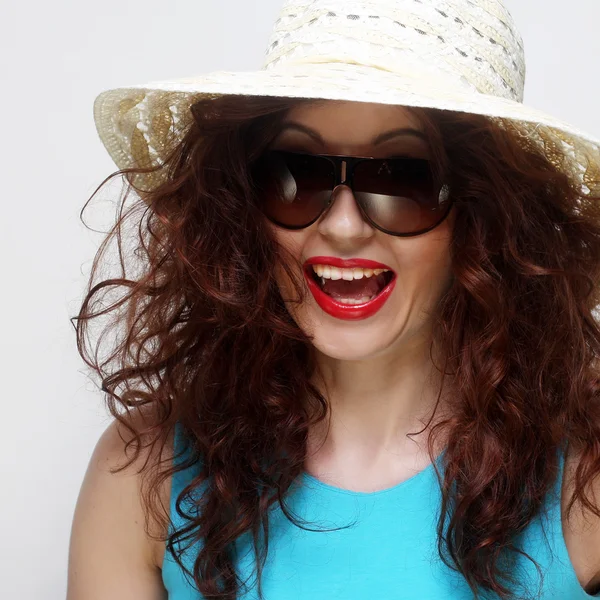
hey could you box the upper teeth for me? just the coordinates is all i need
[311,264,390,280]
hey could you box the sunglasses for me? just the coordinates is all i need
[251,149,453,237]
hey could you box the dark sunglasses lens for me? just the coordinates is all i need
[353,158,450,234]
[253,151,334,228]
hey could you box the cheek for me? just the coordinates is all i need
[267,224,310,294]
[393,224,454,291]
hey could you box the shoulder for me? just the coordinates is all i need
[561,443,600,592]
[108,408,175,565]
[70,408,174,573]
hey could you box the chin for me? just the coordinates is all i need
[312,339,389,361]
[292,305,404,361]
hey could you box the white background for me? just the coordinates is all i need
[1,0,599,597]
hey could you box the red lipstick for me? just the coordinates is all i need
[304,256,397,321]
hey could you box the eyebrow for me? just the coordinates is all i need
[276,122,429,145]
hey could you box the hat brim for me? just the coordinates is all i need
[93,62,600,195]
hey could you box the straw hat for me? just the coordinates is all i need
[93,0,600,195]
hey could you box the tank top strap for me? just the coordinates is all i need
[170,421,205,511]
[170,422,192,501]
[531,442,600,598]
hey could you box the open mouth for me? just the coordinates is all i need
[306,265,395,305]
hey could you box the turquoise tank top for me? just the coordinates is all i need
[162,422,599,599]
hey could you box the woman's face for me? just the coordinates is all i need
[266,100,455,361]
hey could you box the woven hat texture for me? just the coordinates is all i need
[93,0,600,196]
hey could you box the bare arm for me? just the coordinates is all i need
[67,412,170,600]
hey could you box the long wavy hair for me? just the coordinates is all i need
[74,94,600,600]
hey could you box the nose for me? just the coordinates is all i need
[316,184,375,243]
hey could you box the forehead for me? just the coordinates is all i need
[276,100,429,155]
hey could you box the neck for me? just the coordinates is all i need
[306,332,454,470]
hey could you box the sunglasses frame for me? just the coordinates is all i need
[256,149,453,237]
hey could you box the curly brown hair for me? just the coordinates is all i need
[73,94,600,600]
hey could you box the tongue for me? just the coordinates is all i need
[321,273,386,300]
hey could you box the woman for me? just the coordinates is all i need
[67,0,600,599]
